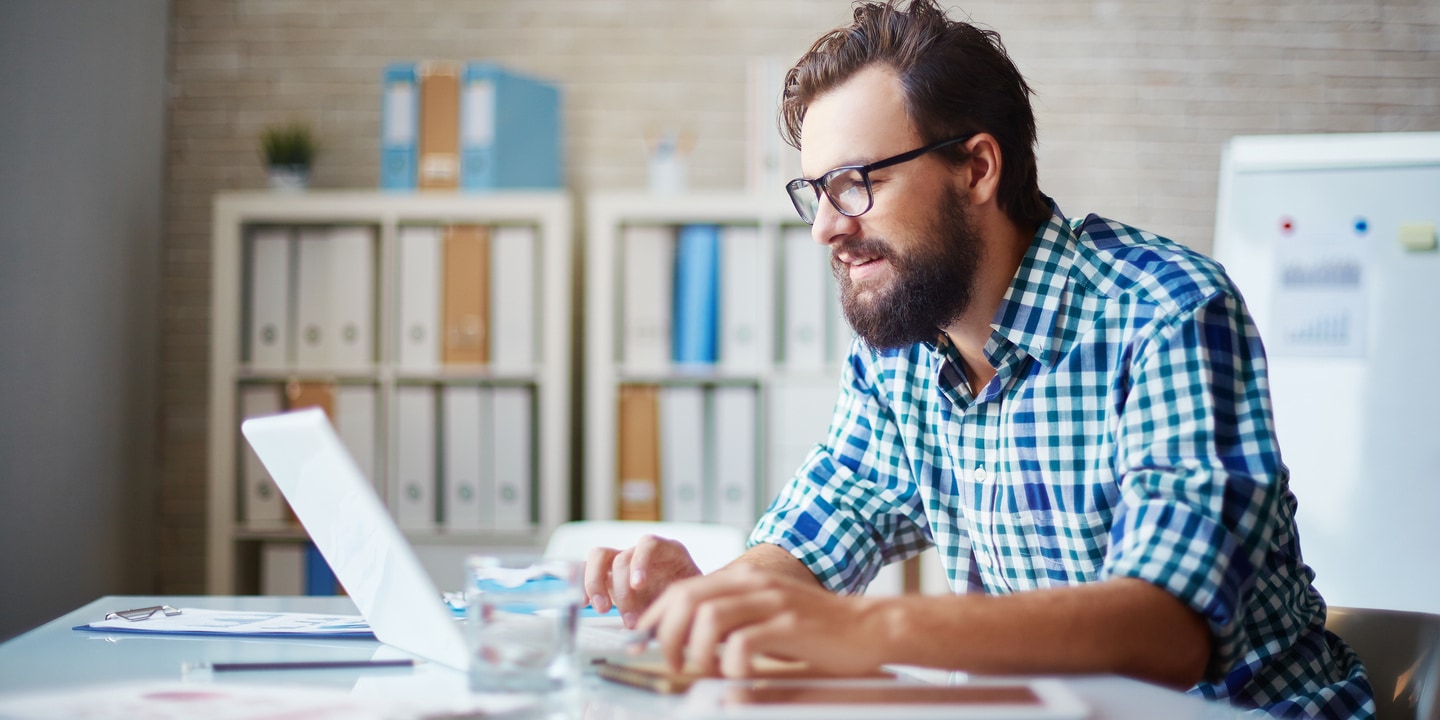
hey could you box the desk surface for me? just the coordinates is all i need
[0,596,1243,719]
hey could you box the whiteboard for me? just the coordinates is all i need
[1213,132,1440,614]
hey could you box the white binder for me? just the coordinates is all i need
[240,384,286,528]
[294,228,333,368]
[394,385,437,531]
[333,384,378,492]
[767,379,837,499]
[247,228,291,369]
[490,225,537,371]
[782,226,828,370]
[712,385,758,529]
[745,57,801,194]
[621,225,675,370]
[397,226,442,371]
[442,384,490,532]
[260,542,304,596]
[720,225,763,371]
[490,386,533,531]
[659,385,706,523]
[327,226,375,370]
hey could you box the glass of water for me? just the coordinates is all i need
[465,555,584,694]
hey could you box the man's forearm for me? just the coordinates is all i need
[704,547,1208,687]
[865,577,1211,689]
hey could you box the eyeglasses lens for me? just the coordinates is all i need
[787,179,820,224]
[825,169,870,216]
[787,170,873,225]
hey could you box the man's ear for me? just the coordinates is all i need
[959,133,1003,208]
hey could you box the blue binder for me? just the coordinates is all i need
[304,541,340,595]
[673,224,721,365]
[460,62,562,190]
[380,63,419,190]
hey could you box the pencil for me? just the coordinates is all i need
[208,659,415,672]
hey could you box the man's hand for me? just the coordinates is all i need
[584,534,702,626]
[634,564,884,678]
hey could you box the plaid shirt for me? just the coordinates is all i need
[751,204,1374,718]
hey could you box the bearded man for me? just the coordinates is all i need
[585,2,1374,717]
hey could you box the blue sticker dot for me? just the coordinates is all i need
[1354,217,1369,234]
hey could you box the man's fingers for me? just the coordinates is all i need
[627,534,664,589]
[639,569,781,673]
[635,564,769,630]
[719,615,795,678]
[584,547,620,614]
[586,537,707,624]
[686,591,786,676]
[610,548,640,625]
[652,582,701,672]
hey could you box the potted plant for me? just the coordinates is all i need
[259,121,318,191]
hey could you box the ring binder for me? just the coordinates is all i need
[104,605,181,622]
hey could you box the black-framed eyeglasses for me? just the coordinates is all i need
[785,134,975,225]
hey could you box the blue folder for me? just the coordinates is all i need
[673,224,721,365]
[460,62,563,190]
[380,62,419,190]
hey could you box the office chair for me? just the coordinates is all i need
[1327,606,1440,720]
[543,520,749,575]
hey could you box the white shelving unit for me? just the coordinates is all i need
[207,191,573,595]
[582,191,849,526]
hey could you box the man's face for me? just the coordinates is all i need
[800,65,984,350]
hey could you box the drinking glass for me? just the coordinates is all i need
[465,555,584,694]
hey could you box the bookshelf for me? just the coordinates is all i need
[583,191,952,596]
[582,191,851,529]
[207,191,573,595]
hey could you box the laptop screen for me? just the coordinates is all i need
[242,408,469,670]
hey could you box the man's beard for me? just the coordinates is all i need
[832,187,983,350]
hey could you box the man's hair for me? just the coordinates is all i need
[780,0,1049,229]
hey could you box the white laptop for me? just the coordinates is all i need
[242,408,470,670]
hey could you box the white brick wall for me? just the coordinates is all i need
[159,0,1440,591]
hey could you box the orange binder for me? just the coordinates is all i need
[419,62,460,190]
[284,380,335,418]
[442,225,490,364]
[617,385,662,520]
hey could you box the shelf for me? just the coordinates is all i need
[583,192,851,526]
[208,190,574,595]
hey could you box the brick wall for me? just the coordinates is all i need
[160,0,1440,591]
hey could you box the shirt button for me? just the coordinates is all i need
[974,466,988,482]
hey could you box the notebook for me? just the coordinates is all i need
[242,408,471,670]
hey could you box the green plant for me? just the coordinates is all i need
[259,121,318,168]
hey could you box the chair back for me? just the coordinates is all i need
[543,520,748,575]
[1327,606,1440,720]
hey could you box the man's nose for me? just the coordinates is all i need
[811,193,859,247]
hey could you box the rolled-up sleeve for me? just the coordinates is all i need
[1104,291,1283,680]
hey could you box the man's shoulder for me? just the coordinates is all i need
[1066,213,1235,313]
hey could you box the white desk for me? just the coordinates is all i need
[0,596,1243,719]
